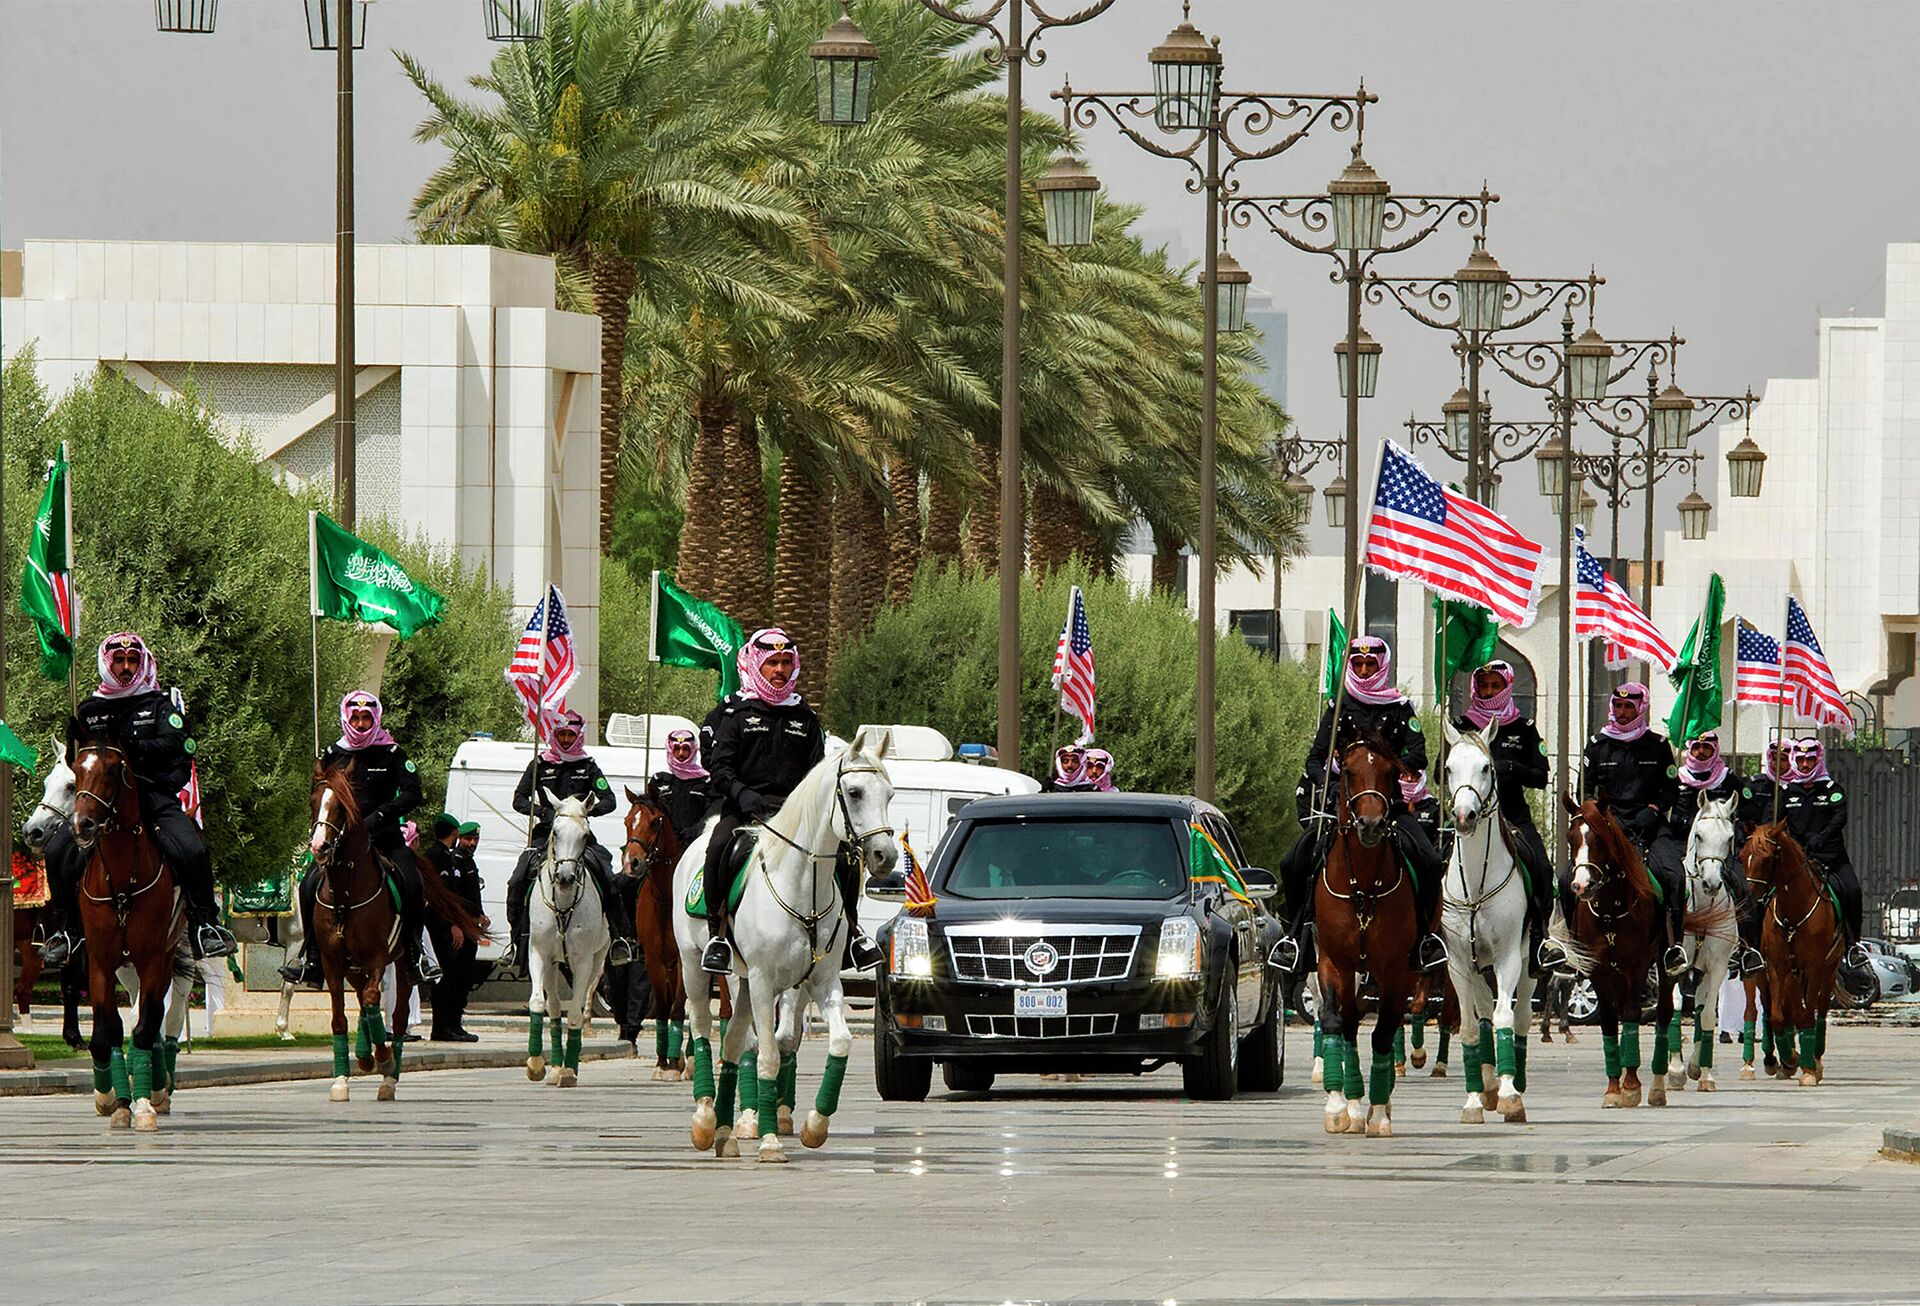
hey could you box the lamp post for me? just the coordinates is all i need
[1270,432,1344,618]
[1228,152,1496,605]
[813,1,1118,776]
[160,0,546,530]
[1053,21,1371,800]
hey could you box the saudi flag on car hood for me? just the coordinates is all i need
[1189,822,1251,904]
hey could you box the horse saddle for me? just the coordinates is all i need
[684,828,758,918]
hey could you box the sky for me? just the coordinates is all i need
[4,0,1919,553]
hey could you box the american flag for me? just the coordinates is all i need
[1051,584,1097,744]
[1363,442,1545,629]
[1735,617,1788,705]
[1573,528,1677,671]
[1783,596,1851,733]
[506,585,578,733]
[900,827,936,918]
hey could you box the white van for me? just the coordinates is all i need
[441,716,1037,968]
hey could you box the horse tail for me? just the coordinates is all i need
[415,850,490,944]
[1547,915,1599,977]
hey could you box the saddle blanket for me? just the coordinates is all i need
[685,832,756,917]
[10,854,49,909]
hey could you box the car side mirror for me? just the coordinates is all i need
[1240,866,1279,901]
[865,872,908,902]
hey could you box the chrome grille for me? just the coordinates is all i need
[963,1013,1120,1039]
[944,925,1140,985]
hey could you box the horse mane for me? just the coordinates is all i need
[1742,820,1807,883]
[311,759,363,827]
[1579,798,1655,901]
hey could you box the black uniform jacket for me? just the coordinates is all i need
[514,754,617,840]
[705,694,826,818]
[319,741,422,852]
[76,688,194,816]
[1452,713,1548,828]
[1581,731,1676,844]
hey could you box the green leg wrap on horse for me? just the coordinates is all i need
[1798,1026,1819,1067]
[356,1017,372,1061]
[390,1035,404,1078]
[1320,1033,1342,1084]
[110,1045,131,1102]
[364,1006,388,1049]
[1312,1021,1323,1060]
[1620,1021,1642,1070]
[332,1032,350,1078]
[1651,1019,1671,1077]
[528,1012,545,1058]
[1460,1034,1482,1088]
[1698,1025,1714,1069]
[1341,1038,1364,1100]
[739,1049,759,1122]
[551,1015,564,1069]
[92,1056,113,1095]
[565,1028,583,1071]
[816,1051,851,1117]
[779,1049,798,1110]
[128,1045,153,1102]
[1369,1050,1394,1104]
[717,1017,728,1044]
[1410,1015,1427,1050]
[1817,1012,1828,1058]
[1495,1027,1516,1079]
[1394,1027,1406,1064]
[163,1037,180,1091]
[655,1021,670,1061]
[668,1021,685,1059]
[690,1037,715,1101]
[1742,1018,1756,1061]
[1437,1023,1451,1062]
[1514,1036,1529,1093]
[715,1062,738,1129]
[1602,1032,1622,1080]
[1479,1017,1494,1057]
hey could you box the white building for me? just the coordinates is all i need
[1,239,604,728]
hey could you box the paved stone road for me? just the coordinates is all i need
[3,1019,1917,1304]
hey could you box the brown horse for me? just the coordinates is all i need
[1316,739,1419,1138]
[622,784,688,1081]
[1562,796,1673,1108]
[12,904,87,1050]
[1742,821,1839,1086]
[69,732,182,1132]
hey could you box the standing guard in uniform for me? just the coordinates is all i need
[1272,636,1447,975]
[423,814,483,1042]
[1738,739,1793,830]
[1577,682,1687,976]
[1670,730,1762,976]
[499,708,636,973]
[1779,737,1873,986]
[1454,660,1562,973]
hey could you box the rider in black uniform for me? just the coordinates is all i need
[280,691,436,985]
[651,727,716,847]
[499,708,635,973]
[1271,636,1447,976]
[1669,729,1762,975]
[1577,682,1687,977]
[39,633,237,966]
[1738,740,1793,832]
[1453,660,1561,974]
[1780,737,1873,986]
[1043,744,1096,793]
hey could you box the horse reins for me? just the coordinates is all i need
[1442,756,1520,960]
[1321,747,1408,965]
[72,745,171,954]
[752,758,893,963]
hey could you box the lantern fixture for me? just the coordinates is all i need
[1651,381,1693,450]
[1484,471,1503,512]
[1726,432,1767,499]
[1328,153,1390,254]
[483,0,545,42]
[1207,251,1253,333]
[1453,240,1510,334]
[305,0,368,50]
[1037,157,1100,248]
[1678,490,1712,541]
[809,2,879,127]
[1535,436,1567,500]
[1577,486,1598,533]
[1149,4,1222,131]
[1285,472,1314,525]
[1323,475,1349,530]
[155,0,218,34]
[1441,386,1485,458]
[1567,326,1613,403]
[1333,328,1382,400]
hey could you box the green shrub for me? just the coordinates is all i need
[825,563,1318,867]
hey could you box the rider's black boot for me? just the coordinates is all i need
[1661,910,1689,978]
[701,916,734,975]
[594,862,639,967]
[38,867,80,968]
[408,933,443,984]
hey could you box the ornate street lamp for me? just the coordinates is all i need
[154,0,218,34]
[1286,472,1315,524]
[1567,326,1614,403]
[1678,489,1712,541]
[1324,475,1349,530]
[1328,153,1390,253]
[305,0,368,50]
[1577,486,1598,534]
[1536,435,1567,500]
[1149,4,1222,130]
[483,0,547,42]
[1454,240,1510,334]
[1726,399,1767,497]
[1651,380,1693,450]
[1442,386,1480,458]
[1208,251,1253,334]
[1037,157,1100,247]
[809,3,879,127]
[1333,327,1381,400]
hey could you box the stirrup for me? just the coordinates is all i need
[1661,944,1689,978]
[38,931,76,968]
[848,931,883,973]
[413,951,444,984]
[608,937,639,967]
[701,936,734,975]
[1267,936,1303,976]
[1843,942,1872,969]
[1737,946,1766,978]
[1536,939,1574,975]
[193,923,239,961]
[1416,933,1449,973]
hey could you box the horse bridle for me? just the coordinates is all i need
[755,758,894,961]
[1332,745,1395,849]
[1443,745,1519,923]
[622,804,670,886]
[71,745,136,849]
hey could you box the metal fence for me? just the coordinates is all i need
[1829,748,1920,935]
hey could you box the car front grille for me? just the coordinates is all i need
[962,1013,1120,1039]
[944,925,1140,985]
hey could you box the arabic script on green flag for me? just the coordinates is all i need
[311,512,447,638]
[1666,572,1725,744]
[20,444,74,681]
[654,573,743,701]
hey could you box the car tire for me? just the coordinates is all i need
[873,1014,931,1102]
[1836,969,1881,1010]
[941,1061,995,1094]
[1182,968,1239,1101]
[1566,977,1600,1024]
[1238,980,1283,1092]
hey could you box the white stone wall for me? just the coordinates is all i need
[2,240,603,730]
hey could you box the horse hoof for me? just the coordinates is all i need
[356,1056,375,1075]
[1394,1061,1406,1078]
[558,1069,577,1088]
[1310,1056,1324,1087]
[758,1138,789,1163]
[1621,1088,1643,1108]
[1345,1104,1367,1135]
[1563,1031,1577,1044]
[1366,1106,1393,1138]
[1501,1103,1527,1124]
[1540,1031,1553,1044]
[94,1090,116,1118]
[1410,1049,1428,1069]
[1648,1084,1668,1108]
[278,1030,295,1043]
[737,1109,760,1142]
[1738,1066,1756,1081]
[152,1090,171,1115]
[1667,1070,1686,1091]
[1430,1063,1448,1079]
[1324,1109,1348,1134]
[526,1057,546,1082]
[1699,1075,1717,1093]
[1799,1070,1819,1087]
[1602,1091,1624,1109]
[377,1078,397,1102]
[1497,1094,1524,1118]
[1687,1063,1703,1082]
[717,1129,739,1160]
[776,1105,795,1137]
[132,1101,158,1133]
[328,1077,350,1103]
[110,1106,132,1130]
[1480,1089,1498,1111]
[691,1100,717,1152]
[651,1067,670,1083]
[545,1068,562,1086]
[1461,1106,1484,1125]
[801,1109,830,1149]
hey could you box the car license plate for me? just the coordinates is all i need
[1014,987,1067,1018]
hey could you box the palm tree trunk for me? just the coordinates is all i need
[964,442,999,573]
[677,391,730,598]
[887,456,921,603]
[774,454,832,676]
[589,250,637,554]
[1152,530,1184,596]
[708,407,771,632]
[925,477,963,565]
[1062,497,1108,577]
[1029,481,1070,577]
[831,486,889,664]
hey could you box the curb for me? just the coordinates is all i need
[0,1041,635,1098]
[1882,1125,1920,1163]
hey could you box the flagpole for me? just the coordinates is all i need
[528,583,549,853]
[1319,441,1390,801]
[1772,595,1788,824]
[644,570,659,781]
[61,440,77,717]
[308,510,322,758]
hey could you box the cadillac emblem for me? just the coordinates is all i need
[1023,940,1060,979]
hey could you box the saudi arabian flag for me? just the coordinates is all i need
[652,571,743,701]
[309,511,446,638]
[20,442,76,681]
[1433,596,1500,693]
[1189,822,1252,904]
[1666,572,1726,744]
[0,721,36,772]
[1320,607,1348,701]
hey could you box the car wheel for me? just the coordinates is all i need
[1835,969,1881,1010]
[873,1013,931,1102]
[1237,979,1283,1092]
[941,1060,995,1094]
[1566,978,1600,1024]
[1182,968,1239,1101]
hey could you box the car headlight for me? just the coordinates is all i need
[1155,916,1202,980]
[891,919,933,979]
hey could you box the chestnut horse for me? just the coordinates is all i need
[69,732,182,1132]
[1742,821,1839,1086]
[1561,796,1673,1108]
[11,905,86,1050]
[622,785,689,1081]
[1316,739,1419,1138]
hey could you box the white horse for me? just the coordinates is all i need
[673,730,898,1163]
[525,795,610,1088]
[1440,721,1535,1125]
[1666,793,1740,1094]
[221,907,303,1041]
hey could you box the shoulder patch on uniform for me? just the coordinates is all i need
[183,738,197,756]
[1666,765,1677,777]
[1408,718,1422,732]
[1538,740,1549,754]
[167,713,184,729]
[404,760,417,773]
[1742,787,1753,799]
[594,776,609,790]
[1831,791,1843,803]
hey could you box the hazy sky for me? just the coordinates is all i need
[5,0,1918,551]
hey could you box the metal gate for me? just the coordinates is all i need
[1828,748,1920,935]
